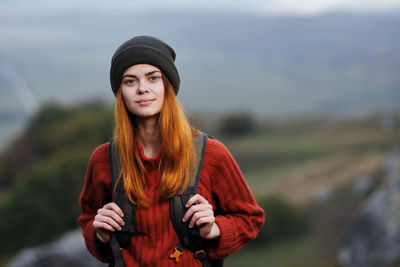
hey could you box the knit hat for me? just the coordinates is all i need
[110,35,180,95]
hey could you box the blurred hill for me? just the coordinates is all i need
[0,10,400,148]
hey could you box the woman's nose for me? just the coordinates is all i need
[137,80,149,94]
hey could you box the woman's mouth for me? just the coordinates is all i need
[137,99,154,106]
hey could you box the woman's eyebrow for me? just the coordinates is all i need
[122,71,160,79]
[145,70,161,76]
[122,74,137,79]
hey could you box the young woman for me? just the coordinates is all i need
[78,35,264,267]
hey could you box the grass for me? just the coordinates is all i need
[225,232,343,267]
[246,151,386,204]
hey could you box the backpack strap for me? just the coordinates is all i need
[169,132,213,267]
[108,139,136,267]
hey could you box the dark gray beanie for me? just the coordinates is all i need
[110,35,180,95]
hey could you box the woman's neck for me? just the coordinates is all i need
[135,117,162,158]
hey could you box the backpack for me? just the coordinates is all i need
[108,132,223,267]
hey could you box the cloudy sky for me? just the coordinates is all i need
[2,0,400,15]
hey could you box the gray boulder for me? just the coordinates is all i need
[7,229,107,267]
[339,152,400,267]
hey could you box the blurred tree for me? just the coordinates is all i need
[0,102,113,190]
[218,112,255,136]
[0,101,113,254]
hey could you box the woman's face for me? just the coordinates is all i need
[120,64,165,119]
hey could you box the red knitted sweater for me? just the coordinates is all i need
[77,138,264,267]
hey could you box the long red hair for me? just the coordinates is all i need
[113,75,196,207]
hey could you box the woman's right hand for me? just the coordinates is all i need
[93,202,125,243]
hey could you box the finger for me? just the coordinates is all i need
[103,202,124,217]
[196,216,214,227]
[186,194,208,208]
[99,209,125,226]
[189,210,214,228]
[182,203,212,222]
[93,220,115,232]
[95,214,122,231]
[96,229,111,243]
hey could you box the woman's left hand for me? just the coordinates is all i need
[182,194,220,240]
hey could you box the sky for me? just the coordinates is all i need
[2,0,400,15]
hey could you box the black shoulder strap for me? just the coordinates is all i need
[170,132,217,267]
[108,139,136,267]
[109,139,136,239]
[169,132,207,244]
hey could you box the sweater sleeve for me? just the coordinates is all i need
[77,143,114,263]
[205,139,265,259]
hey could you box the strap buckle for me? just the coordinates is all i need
[169,246,184,263]
[194,249,207,260]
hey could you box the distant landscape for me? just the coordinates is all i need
[0,10,399,149]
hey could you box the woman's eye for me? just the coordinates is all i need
[149,76,160,81]
[124,79,137,85]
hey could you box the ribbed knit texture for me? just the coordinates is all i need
[77,138,265,266]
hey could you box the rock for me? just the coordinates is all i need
[338,153,400,267]
[312,185,334,203]
[351,175,373,196]
[7,229,107,267]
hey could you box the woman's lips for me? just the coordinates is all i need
[137,99,154,106]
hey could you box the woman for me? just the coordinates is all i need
[78,35,264,267]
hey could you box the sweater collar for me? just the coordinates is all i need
[136,139,162,166]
